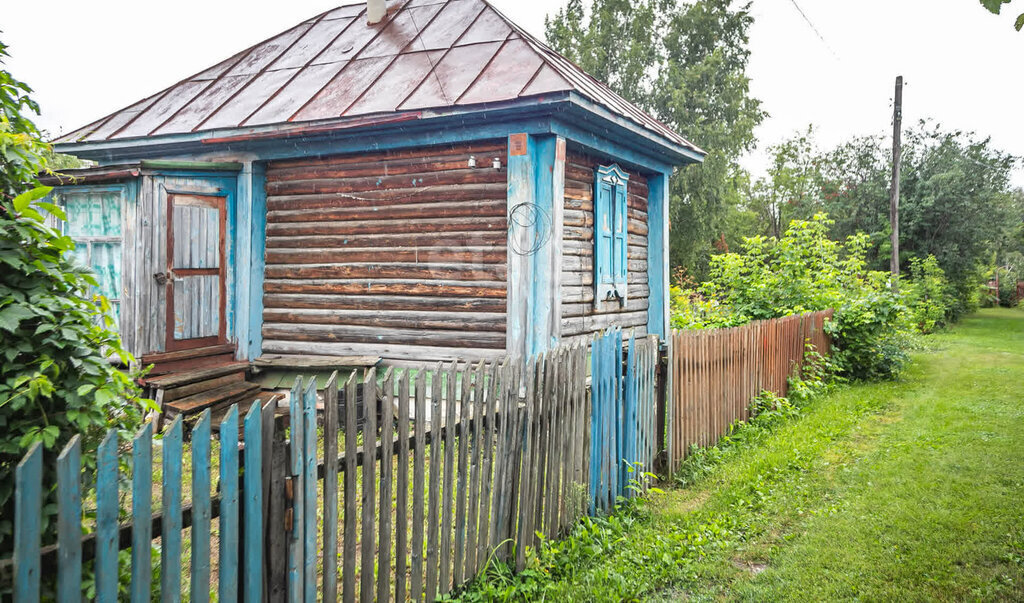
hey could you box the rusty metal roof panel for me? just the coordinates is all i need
[457,5,512,45]
[457,38,543,106]
[201,68,301,130]
[56,0,698,154]
[292,56,391,122]
[244,62,348,126]
[154,75,254,135]
[398,40,502,110]
[414,0,482,50]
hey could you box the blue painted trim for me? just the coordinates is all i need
[61,100,700,171]
[550,120,677,175]
[529,135,560,357]
[506,133,537,360]
[564,92,707,163]
[646,171,670,339]
[247,163,267,361]
[234,164,253,361]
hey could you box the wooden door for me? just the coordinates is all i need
[165,194,227,351]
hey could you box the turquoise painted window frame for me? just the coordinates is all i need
[53,185,127,333]
[593,164,629,306]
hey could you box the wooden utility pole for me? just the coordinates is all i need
[889,76,903,288]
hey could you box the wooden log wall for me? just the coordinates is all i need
[667,310,834,473]
[561,150,650,344]
[263,142,509,362]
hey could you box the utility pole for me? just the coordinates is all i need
[889,75,903,289]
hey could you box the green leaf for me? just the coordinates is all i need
[1016,11,1024,29]
[11,186,52,213]
[0,305,35,333]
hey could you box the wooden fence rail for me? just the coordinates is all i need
[666,309,834,473]
[4,310,832,602]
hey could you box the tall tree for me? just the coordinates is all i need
[742,123,1021,314]
[546,0,765,277]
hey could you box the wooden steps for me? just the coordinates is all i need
[140,344,264,425]
[164,381,261,418]
[143,362,250,389]
[141,344,237,376]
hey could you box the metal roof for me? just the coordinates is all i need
[57,0,700,155]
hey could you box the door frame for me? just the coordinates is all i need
[164,192,228,352]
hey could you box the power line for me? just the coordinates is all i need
[786,0,840,60]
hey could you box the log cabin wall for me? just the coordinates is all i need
[562,149,650,344]
[261,141,509,362]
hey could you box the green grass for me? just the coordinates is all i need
[459,307,1024,601]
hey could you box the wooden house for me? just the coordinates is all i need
[47,0,704,414]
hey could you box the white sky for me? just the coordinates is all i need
[3,0,1022,186]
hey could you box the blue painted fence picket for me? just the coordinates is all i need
[7,401,266,602]
[6,327,674,603]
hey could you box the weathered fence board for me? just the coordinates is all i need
[666,310,833,472]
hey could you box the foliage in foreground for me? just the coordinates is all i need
[0,39,147,556]
[671,214,951,380]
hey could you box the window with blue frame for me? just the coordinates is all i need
[593,164,629,306]
[55,187,124,333]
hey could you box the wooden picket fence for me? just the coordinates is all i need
[3,332,661,602]
[7,403,269,603]
[3,310,834,601]
[665,310,834,472]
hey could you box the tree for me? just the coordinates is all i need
[546,0,766,277]
[980,0,1024,31]
[739,122,1021,316]
[0,39,147,556]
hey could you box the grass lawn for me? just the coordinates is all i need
[463,308,1024,601]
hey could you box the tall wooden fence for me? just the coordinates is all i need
[666,310,834,472]
[4,333,662,602]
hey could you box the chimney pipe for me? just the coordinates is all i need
[367,0,386,24]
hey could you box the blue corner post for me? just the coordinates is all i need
[646,171,671,340]
[506,133,566,360]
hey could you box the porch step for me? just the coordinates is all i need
[164,381,262,418]
[143,362,250,389]
[141,344,236,376]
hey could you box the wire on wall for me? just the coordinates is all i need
[508,201,552,256]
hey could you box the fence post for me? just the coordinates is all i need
[265,412,289,603]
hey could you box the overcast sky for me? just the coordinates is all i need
[3,0,1022,186]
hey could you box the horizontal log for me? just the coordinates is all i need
[266,168,505,196]
[564,209,592,229]
[266,231,507,249]
[267,154,488,181]
[262,309,507,332]
[261,340,507,362]
[562,297,649,318]
[266,216,506,237]
[267,141,507,170]
[264,279,507,298]
[263,263,507,281]
[562,310,649,337]
[267,183,507,210]
[265,248,506,266]
[263,294,506,313]
[262,323,506,349]
[564,180,647,212]
[267,198,506,224]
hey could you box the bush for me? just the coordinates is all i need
[903,255,952,333]
[0,41,148,557]
[693,214,915,380]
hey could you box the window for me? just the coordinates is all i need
[593,164,629,306]
[57,187,124,332]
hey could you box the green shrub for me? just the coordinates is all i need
[903,255,952,333]
[0,41,148,558]
[694,214,915,380]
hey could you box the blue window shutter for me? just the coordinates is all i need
[594,164,630,306]
[613,181,628,299]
